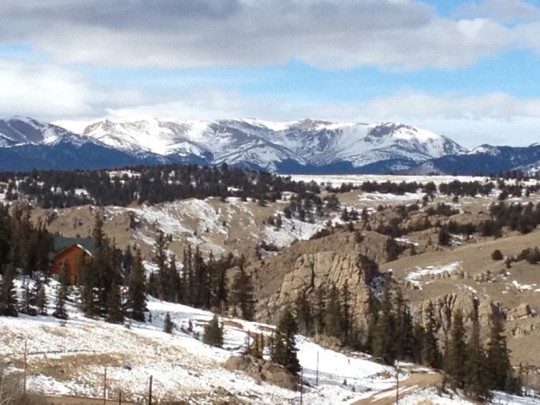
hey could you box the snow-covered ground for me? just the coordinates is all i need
[403,262,462,289]
[2,279,539,403]
[1,279,402,404]
[289,174,491,187]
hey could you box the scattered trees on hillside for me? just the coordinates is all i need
[271,307,301,376]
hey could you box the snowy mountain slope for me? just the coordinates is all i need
[409,144,540,175]
[2,115,538,174]
[0,116,72,146]
[79,118,467,172]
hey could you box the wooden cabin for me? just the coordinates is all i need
[51,237,94,284]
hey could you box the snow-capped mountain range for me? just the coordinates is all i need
[0,116,538,174]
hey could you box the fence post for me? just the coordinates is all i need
[148,375,153,405]
[103,367,107,405]
[23,339,28,395]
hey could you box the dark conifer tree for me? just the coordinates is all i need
[394,289,416,362]
[163,312,174,334]
[229,262,255,321]
[295,289,312,336]
[313,286,326,338]
[36,283,48,315]
[373,282,396,365]
[153,230,169,300]
[106,279,124,324]
[52,284,68,320]
[464,302,490,400]
[324,283,342,339]
[272,307,301,376]
[127,249,147,322]
[203,314,224,347]
[486,314,513,391]
[167,254,182,303]
[0,261,18,317]
[421,301,442,369]
[444,309,468,389]
[340,281,352,345]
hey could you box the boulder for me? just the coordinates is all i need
[223,355,297,390]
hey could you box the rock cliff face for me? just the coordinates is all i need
[410,290,501,333]
[252,229,389,325]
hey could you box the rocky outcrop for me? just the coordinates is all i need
[508,303,535,321]
[257,249,381,326]
[411,290,500,332]
[223,355,297,390]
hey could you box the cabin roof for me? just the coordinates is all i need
[52,236,95,257]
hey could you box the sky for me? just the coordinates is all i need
[1,0,540,148]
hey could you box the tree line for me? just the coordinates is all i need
[1,164,321,208]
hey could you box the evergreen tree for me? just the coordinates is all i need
[421,301,442,369]
[229,262,255,321]
[295,289,312,336]
[394,289,416,362]
[0,261,18,317]
[313,286,326,337]
[127,249,147,322]
[203,314,224,347]
[324,283,342,339]
[486,314,513,391]
[106,279,124,324]
[271,307,301,375]
[35,283,48,315]
[464,302,490,400]
[444,309,468,389]
[167,254,183,304]
[372,283,396,365]
[153,230,169,300]
[52,284,68,320]
[163,312,174,334]
[340,281,352,345]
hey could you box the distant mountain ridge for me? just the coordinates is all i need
[0,116,538,174]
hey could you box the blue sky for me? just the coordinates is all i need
[1,0,540,147]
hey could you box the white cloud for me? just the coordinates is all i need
[455,0,540,23]
[361,91,540,121]
[0,59,100,118]
[0,0,517,70]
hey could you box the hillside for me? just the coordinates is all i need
[3,171,540,402]
[0,278,465,404]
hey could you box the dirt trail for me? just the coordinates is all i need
[353,371,443,404]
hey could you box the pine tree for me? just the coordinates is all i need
[127,249,147,322]
[421,301,442,369]
[486,314,513,391]
[0,261,18,317]
[35,283,48,315]
[324,283,342,339]
[271,307,301,375]
[163,312,174,334]
[203,314,224,347]
[464,302,490,400]
[153,230,169,300]
[340,281,352,345]
[372,283,396,365]
[295,289,312,336]
[395,292,416,362]
[229,262,255,321]
[106,279,124,324]
[52,284,68,320]
[444,309,468,389]
[313,286,326,338]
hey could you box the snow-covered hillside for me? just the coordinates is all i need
[2,278,536,404]
[78,118,467,172]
